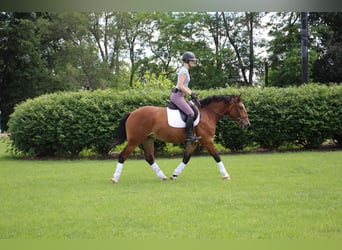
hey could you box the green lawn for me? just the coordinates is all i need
[0,138,341,239]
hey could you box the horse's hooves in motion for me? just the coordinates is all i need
[223,175,231,181]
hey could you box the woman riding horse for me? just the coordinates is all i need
[110,94,250,184]
[170,51,202,143]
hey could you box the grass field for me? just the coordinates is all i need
[0,138,341,239]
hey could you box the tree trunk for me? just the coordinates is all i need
[222,12,249,85]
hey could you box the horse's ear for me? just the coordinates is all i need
[237,93,242,102]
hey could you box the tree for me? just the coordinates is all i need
[144,12,214,85]
[89,12,128,85]
[0,13,63,131]
[4,11,340,132]
[47,12,118,90]
[145,12,183,78]
[266,12,321,86]
[114,12,152,87]
[195,12,240,88]
[0,12,121,130]
[266,12,302,86]
[310,12,342,83]
[221,12,265,86]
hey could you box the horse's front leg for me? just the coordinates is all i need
[204,141,231,180]
[170,142,198,180]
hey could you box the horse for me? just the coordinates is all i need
[111,94,250,183]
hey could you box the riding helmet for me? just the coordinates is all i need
[182,51,196,63]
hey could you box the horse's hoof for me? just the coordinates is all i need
[111,178,118,184]
[169,176,177,180]
[161,176,168,181]
[223,175,231,181]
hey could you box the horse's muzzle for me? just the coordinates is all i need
[239,119,250,129]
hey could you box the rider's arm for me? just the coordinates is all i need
[177,73,192,95]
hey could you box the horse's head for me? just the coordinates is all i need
[227,94,250,129]
[200,94,250,128]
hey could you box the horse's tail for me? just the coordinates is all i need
[112,112,131,146]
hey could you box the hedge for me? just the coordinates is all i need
[7,84,342,157]
[216,84,342,150]
[7,88,170,157]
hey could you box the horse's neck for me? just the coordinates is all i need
[201,102,228,122]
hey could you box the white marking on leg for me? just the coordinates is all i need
[172,162,186,177]
[217,161,230,179]
[151,162,168,180]
[112,162,123,183]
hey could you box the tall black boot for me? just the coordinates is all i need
[185,115,201,143]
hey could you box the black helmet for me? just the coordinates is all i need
[182,51,196,62]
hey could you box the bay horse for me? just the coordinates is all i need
[111,94,250,183]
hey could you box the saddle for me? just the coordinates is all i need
[166,100,199,122]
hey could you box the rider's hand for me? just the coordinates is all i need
[190,92,201,106]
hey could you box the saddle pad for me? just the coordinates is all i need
[166,108,200,128]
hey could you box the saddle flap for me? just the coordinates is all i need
[166,100,199,122]
[166,108,201,128]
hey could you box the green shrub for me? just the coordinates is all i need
[7,88,171,157]
[7,84,342,157]
[212,84,342,151]
[246,87,298,149]
[246,84,342,149]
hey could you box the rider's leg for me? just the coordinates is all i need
[185,115,201,143]
[170,92,201,143]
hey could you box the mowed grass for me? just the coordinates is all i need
[0,139,341,239]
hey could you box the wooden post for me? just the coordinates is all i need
[301,12,309,84]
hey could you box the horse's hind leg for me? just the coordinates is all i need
[143,137,168,180]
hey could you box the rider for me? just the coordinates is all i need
[170,51,201,143]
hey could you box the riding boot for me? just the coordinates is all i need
[185,115,201,143]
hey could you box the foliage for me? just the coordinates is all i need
[7,84,342,157]
[267,12,342,87]
[2,12,342,131]
[0,13,63,131]
[7,88,167,157]
[266,13,305,86]
[132,71,173,90]
[220,12,266,86]
[309,12,342,83]
[210,84,341,150]
[247,84,342,149]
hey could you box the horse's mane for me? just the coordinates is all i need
[200,95,234,106]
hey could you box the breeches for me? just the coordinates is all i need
[170,92,194,116]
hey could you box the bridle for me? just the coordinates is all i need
[201,96,249,123]
[229,99,249,124]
